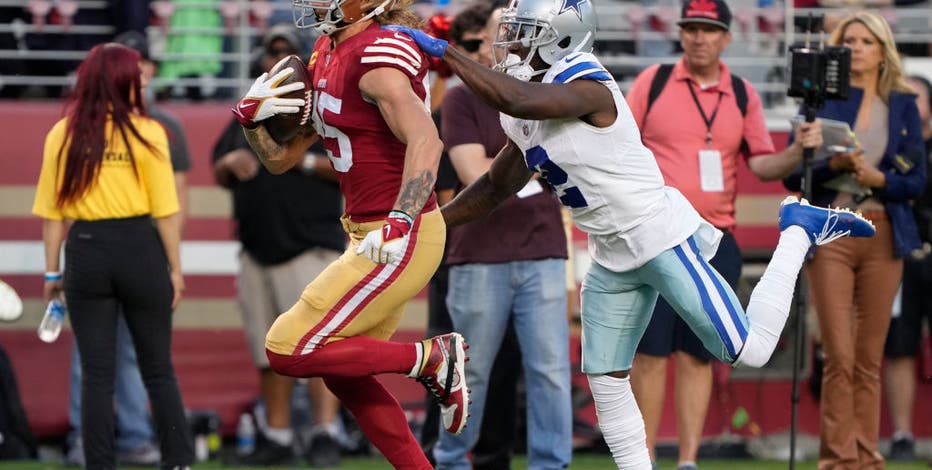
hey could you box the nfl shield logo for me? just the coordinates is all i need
[522,124,529,136]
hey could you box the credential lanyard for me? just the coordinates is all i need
[687,81,723,147]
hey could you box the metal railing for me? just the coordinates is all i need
[1,0,930,115]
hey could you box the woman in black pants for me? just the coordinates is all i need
[32,43,193,470]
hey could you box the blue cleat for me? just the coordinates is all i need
[778,196,876,245]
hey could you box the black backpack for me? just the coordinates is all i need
[643,63,750,154]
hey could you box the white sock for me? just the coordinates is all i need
[264,426,294,446]
[407,341,425,378]
[587,374,652,470]
[737,226,811,368]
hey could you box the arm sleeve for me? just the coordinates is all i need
[140,122,179,218]
[32,121,66,220]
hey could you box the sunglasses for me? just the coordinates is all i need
[457,39,483,53]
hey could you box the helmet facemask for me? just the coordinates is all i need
[293,0,393,35]
[492,20,553,81]
[491,0,597,80]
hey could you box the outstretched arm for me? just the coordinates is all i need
[442,139,533,227]
[441,47,609,122]
[748,120,822,181]
[384,26,612,123]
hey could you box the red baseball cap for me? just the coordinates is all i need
[677,0,732,31]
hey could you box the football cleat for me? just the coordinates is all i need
[778,196,876,245]
[416,333,469,434]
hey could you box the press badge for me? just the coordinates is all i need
[699,149,724,192]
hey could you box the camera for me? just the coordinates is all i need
[786,15,851,108]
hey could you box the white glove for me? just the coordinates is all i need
[232,67,306,128]
[356,211,413,264]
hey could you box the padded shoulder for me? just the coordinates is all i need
[354,28,426,77]
[543,52,612,84]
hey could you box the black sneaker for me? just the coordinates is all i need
[232,439,294,466]
[888,437,916,461]
[307,431,342,468]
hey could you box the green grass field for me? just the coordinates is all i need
[1,456,930,470]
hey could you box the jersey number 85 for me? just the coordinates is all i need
[312,91,353,172]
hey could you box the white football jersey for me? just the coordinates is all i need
[500,52,720,271]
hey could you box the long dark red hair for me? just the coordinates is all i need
[55,43,159,207]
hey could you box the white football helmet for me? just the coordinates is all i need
[293,0,394,35]
[492,0,597,80]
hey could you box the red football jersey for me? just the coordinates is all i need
[308,23,437,222]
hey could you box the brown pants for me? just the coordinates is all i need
[807,213,901,470]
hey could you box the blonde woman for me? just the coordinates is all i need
[784,11,926,469]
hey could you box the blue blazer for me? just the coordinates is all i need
[783,87,927,257]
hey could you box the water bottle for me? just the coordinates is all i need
[194,434,208,462]
[37,299,65,343]
[236,413,256,456]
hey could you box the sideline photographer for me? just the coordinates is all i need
[783,11,926,469]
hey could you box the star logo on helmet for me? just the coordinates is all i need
[560,0,588,20]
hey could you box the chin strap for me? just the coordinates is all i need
[316,0,394,35]
[352,0,394,26]
[370,0,394,17]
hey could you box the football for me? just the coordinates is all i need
[263,54,313,144]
